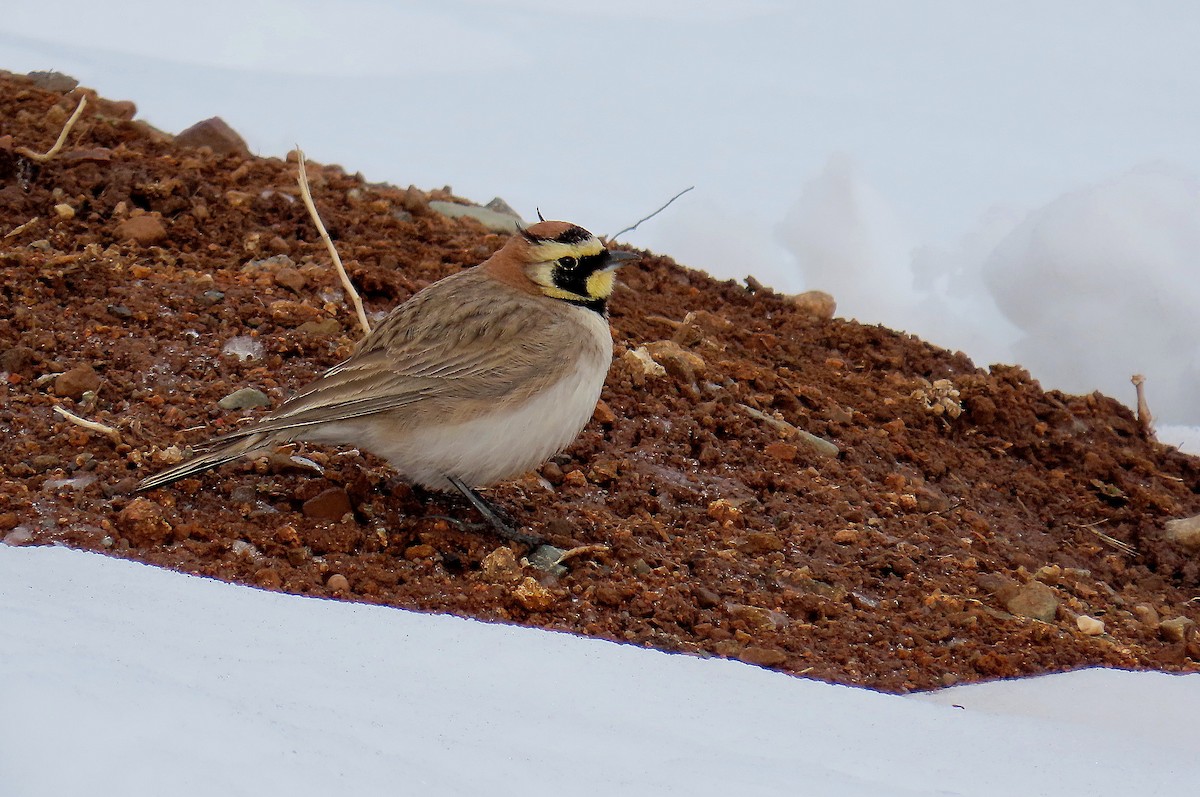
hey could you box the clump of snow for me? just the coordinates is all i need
[221,335,264,362]
[776,154,919,327]
[981,163,1200,424]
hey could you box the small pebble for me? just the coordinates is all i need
[301,487,352,521]
[525,545,569,576]
[740,646,788,668]
[218,387,270,410]
[405,543,436,560]
[1004,581,1059,622]
[175,116,250,156]
[116,497,173,545]
[326,574,350,592]
[481,546,524,581]
[785,290,836,320]
[1076,615,1105,635]
[53,364,101,399]
[116,215,167,246]
[513,576,555,611]
[1159,616,1195,643]
[54,203,75,219]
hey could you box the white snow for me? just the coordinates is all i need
[3,545,1198,797]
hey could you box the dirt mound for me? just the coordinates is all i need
[2,73,1197,691]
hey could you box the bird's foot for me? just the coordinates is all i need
[445,475,543,547]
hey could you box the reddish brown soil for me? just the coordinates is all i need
[3,73,1198,692]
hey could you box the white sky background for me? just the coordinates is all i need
[3,0,1200,424]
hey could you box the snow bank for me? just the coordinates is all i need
[3,546,1198,796]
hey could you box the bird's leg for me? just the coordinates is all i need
[446,475,543,546]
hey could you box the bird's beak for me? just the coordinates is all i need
[605,250,640,267]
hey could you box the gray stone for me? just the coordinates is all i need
[218,387,271,410]
[429,200,522,232]
[485,197,524,221]
[1164,514,1200,550]
[525,544,568,576]
[27,71,78,92]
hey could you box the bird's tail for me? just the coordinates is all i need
[135,433,271,492]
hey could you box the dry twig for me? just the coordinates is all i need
[1131,374,1156,441]
[553,543,611,566]
[1070,519,1138,556]
[294,148,371,337]
[53,405,121,443]
[16,95,88,163]
[4,217,40,239]
[607,186,694,242]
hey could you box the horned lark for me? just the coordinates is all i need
[137,220,637,543]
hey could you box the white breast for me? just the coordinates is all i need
[322,307,613,490]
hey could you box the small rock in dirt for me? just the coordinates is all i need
[786,290,836,320]
[326,574,350,592]
[302,487,353,521]
[481,546,523,582]
[625,347,667,377]
[273,266,307,293]
[117,497,173,545]
[739,531,784,555]
[254,568,283,590]
[175,117,250,156]
[1076,615,1105,635]
[116,214,167,245]
[53,364,101,399]
[1159,616,1196,643]
[642,340,707,386]
[796,429,839,459]
[295,318,341,336]
[268,300,322,326]
[429,200,521,232]
[1,345,36,373]
[27,71,79,92]
[513,576,555,611]
[525,545,569,576]
[1004,581,1059,622]
[200,290,225,305]
[707,498,744,526]
[1132,603,1160,628]
[741,646,788,668]
[54,203,75,219]
[728,603,785,631]
[592,399,616,425]
[218,387,271,410]
[1163,514,1200,550]
[405,544,436,560]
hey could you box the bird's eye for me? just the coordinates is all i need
[557,256,577,269]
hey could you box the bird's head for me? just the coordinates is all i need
[486,220,638,313]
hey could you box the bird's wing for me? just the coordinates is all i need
[205,275,573,444]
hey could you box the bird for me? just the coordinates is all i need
[136,220,638,544]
